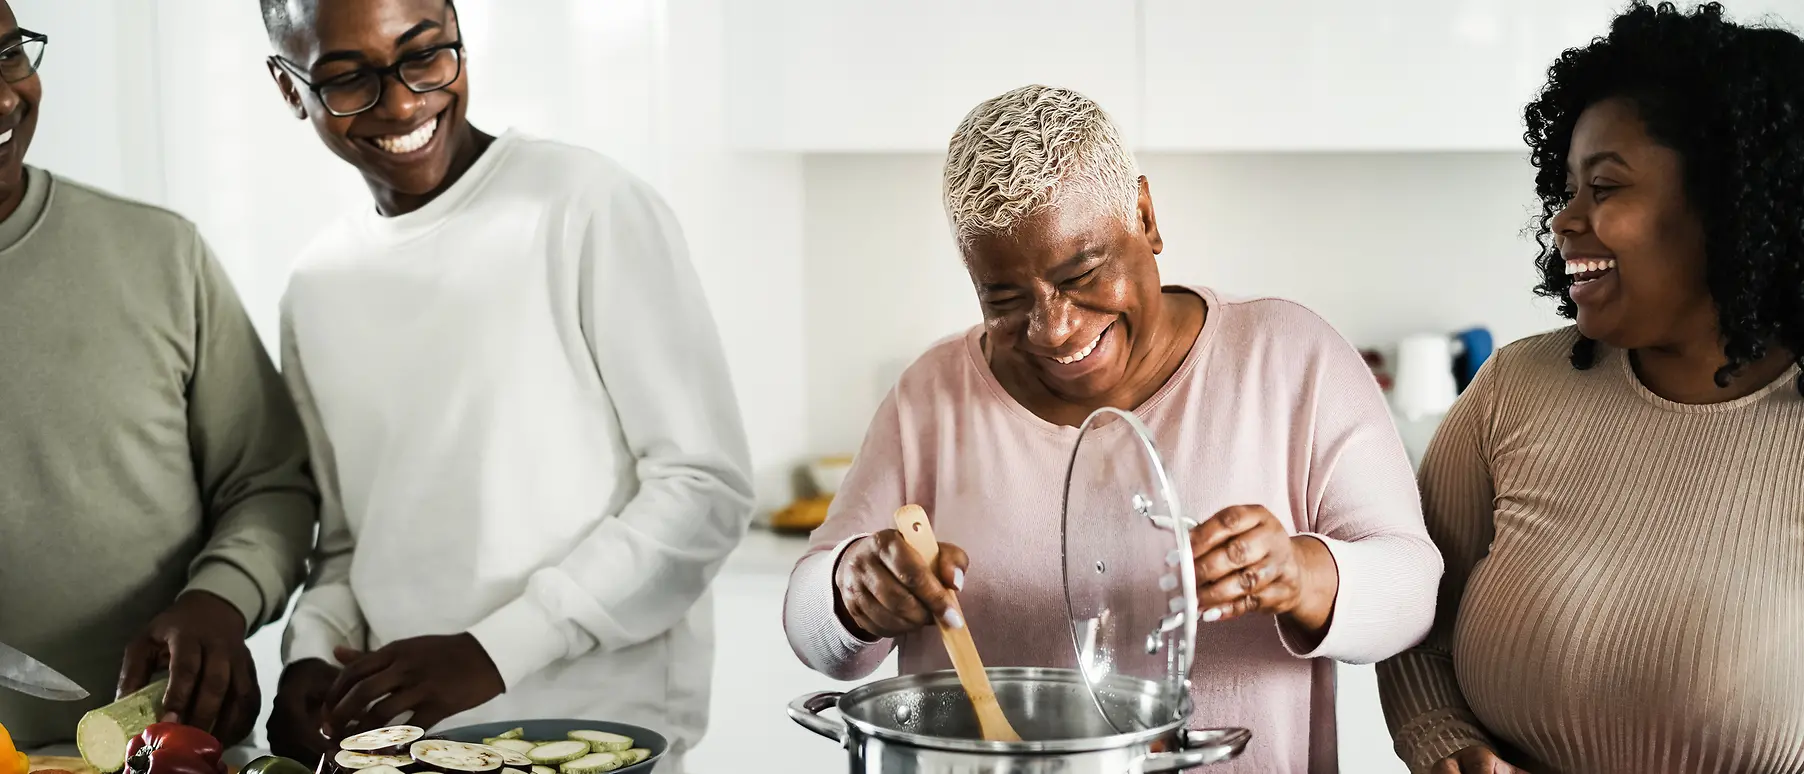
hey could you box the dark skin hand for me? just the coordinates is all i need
[0,0,46,225]
[1435,746,1527,773]
[266,0,493,217]
[117,591,260,745]
[965,177,1205,427]
[834,530,969,640]
[324,634,504,735]
[265,658,341,765]
[1188,505,1339,638]
[1556,97,1795,404]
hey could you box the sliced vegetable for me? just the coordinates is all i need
[619,750,650,767]
[76,679,168,773]
[531,765,556,774]
[356,766,408,774]
[341,727,425,754]
[522,743,588,767]
[503,769,529,774]
[486,741,536,758]
[333,752,412,771]
[556,754,619,774]
[566,733,632,754]
[409,741,505,773]
[496,729,525,742]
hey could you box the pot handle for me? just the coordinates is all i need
[1141,727,1253,772]
[786,691,848,743]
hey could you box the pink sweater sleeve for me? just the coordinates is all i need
[783,390,909,680]
[1278,319,1444,664]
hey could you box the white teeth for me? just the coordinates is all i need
[1565,258,1618,275]
[1054,331,1104,365]
[373,116,438,154]
[0,129,13,145]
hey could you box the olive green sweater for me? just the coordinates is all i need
[0,167,317,747]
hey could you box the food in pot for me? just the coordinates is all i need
[122,723,225,774]
[563,734,631,755]
[76,680,169,773]
[550,755,617,774]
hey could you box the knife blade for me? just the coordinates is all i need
[0,640,90,701]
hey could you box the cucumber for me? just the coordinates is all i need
[620,750,650,766]
[567,732,633,754]
[77,679,168,773]
[497,729,526,741]
[523,742,589,766]
[557,754,620,774]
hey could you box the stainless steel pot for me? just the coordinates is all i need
[788,667,1249,773]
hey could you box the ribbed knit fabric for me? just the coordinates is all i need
[1376,327,1804,774]
[784,287,1443,773]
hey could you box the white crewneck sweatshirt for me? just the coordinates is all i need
[277,130,754,764]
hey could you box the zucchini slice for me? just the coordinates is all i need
[566,732,633,754]
[409,741,506,773]
[557,754,621,774]
[496,728,526,741]
[619,750,650,767]
[487,740,537,758]
[524,742,589,766]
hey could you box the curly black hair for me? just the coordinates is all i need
[1523,1,1804,393]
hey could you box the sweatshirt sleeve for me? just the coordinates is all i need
[466,174,756,689]
[782,391,908,680]
[276,300,368,667]
[179,231,319,634]
[1377,354,1505,772]
[1278,317,1444,664]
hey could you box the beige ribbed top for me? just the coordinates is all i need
[1376,327,1804,774]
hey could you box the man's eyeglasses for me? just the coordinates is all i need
[271,40,464,118]
[0,30,47,84]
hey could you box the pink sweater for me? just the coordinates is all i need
[783,287,1442,773]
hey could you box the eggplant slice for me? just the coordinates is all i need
[340,726,427,753]
[410,740,508,773]
[333,751,414,771]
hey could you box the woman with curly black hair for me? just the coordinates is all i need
[1375,3,1804,773]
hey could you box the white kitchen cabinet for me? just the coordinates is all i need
[724,0,1142,151]
[1140,0,1623,151]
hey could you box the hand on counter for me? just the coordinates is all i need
[116,591,259,745]
[1189,505,1340,638]
[324,634,503,736]
[832,530,969,640]
[266,659,339,765]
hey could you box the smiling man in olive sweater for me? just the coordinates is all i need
[0,2,317,748]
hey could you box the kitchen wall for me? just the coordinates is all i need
[802,151,1568,457]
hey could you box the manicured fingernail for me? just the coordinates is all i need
[1202,607,1223,623]
[1159,573,1178,591]
[161,711,179,723]
[943,608,965,629]
[1166,549,1183,566]
[1168,596,1186,614]
[953,568,965,591]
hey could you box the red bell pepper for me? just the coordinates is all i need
[124,724,226,774]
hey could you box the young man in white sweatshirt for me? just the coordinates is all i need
[258,1,754,768]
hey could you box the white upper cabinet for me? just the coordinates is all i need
[725,0,1142,152]
[725,0,1804,153]
[1140,0,1626,152]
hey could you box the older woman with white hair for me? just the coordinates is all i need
[782,84,1443,772]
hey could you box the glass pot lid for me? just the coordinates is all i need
[1061,407,1198,734]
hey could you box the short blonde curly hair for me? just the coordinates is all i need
[942,85,1141,249]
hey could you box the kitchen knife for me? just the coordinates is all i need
[0,640,90,701]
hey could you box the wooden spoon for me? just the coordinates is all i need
[892,504,1023,742]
